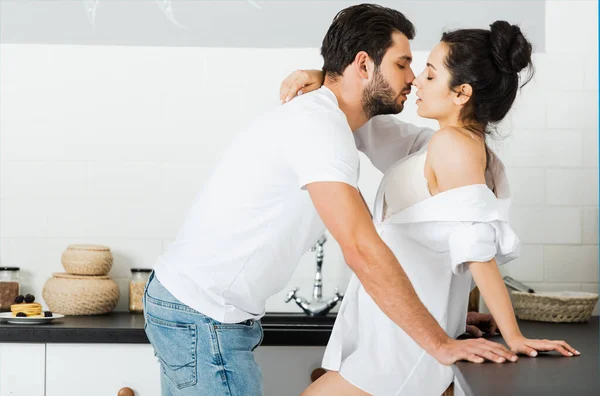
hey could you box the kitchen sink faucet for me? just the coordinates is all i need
[284,234,344,316]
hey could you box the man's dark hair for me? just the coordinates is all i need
[321,4,415,78]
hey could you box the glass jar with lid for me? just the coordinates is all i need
[129,268,152,313]
[0,267,20,312]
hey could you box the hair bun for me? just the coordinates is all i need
[490,20,532,74]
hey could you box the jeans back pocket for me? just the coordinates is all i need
[145,313,198,389]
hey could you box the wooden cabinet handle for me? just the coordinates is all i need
[118,387,134,396]
[311,367,327,383]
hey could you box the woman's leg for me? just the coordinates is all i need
[301,371,372,396]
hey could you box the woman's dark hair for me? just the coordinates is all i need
[441,20,534,137]
[321,4,415,78]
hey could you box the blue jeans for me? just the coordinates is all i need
[143,272,264,395]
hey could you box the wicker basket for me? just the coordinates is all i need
[42,273,120,315]
[512,291,599,323]
[61,244,113,276]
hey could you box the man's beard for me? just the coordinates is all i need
[362,70,404,119]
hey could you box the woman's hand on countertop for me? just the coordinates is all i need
[506,335,580,357]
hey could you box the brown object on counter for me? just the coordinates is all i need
[42,273,119,315]
[61,244,113,276]
[512,290,598,323]
[128,269,151,313]
[117,387,134,396]
[129,281,145,312]
[0,281,20,312]
[468,287,480,312]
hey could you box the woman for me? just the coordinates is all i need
[281,21,578,395]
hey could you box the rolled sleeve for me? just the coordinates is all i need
[448,223,498,275]
[448,221,521,275]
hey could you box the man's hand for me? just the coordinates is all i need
[435,338,518,365]
[466,312,499,338]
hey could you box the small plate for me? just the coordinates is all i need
[0,312,64,325]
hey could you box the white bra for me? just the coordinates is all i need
[383,150,432,219]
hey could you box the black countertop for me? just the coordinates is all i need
[0,312,336,346]
[2,312,598,394]
[453,317,600,396]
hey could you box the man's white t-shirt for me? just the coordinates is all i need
[154,87,360,323]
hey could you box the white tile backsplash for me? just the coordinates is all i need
[0,199,49,238]
[530,53,585,91]
[500,245,544,282]
[0,1,597,312]
[583,52,599,90]
[500,129,583,168]
[81,198,188,239]
[161,239,176,254]
[498,130,546,168]
[583,130,599,167]
[87,162,163,199]
[546,169,599,205]
[505,168,545,205]
[543,245,599,282]
[504,93,547,129]
[583,207,599,245]
[0,162,87,199]
[510,207,583,244]
[546,92,599,130]
[581,283,600,294]
[0,132,75,162]
[0,239,60,275]
[542,130,584,168]
[163,162,213,195]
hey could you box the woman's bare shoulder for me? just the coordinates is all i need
[427,127,487,191]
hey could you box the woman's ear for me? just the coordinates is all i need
[453,83,473,106]
[354,51,374,80]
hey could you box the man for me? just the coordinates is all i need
[143,4,512,395]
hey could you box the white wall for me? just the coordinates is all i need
[0,0,597,314]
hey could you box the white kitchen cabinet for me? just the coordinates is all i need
[255,346,326,396]
[45,344,161,396]
[0,343,45,396]
[0,343,326,396]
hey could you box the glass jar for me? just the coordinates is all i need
[129,269,152,313]
[0,267,20,312]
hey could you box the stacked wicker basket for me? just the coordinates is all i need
[42,244,120,315]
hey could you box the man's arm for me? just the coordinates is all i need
[306,181,518,365]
